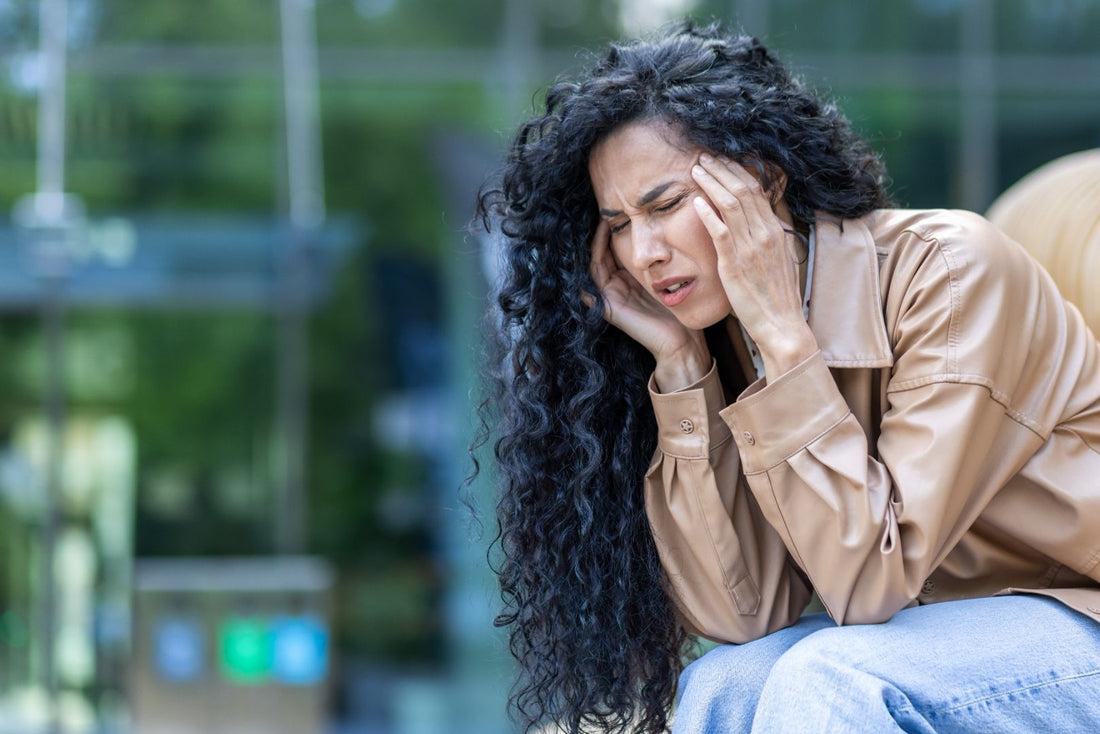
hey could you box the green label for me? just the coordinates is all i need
[218,617,271,684]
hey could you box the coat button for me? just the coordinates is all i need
[742,431,755,446]
[679,419,694,434]
[920,580,936,595]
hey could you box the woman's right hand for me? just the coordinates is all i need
[586,220,711,392]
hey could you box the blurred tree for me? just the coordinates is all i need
[0,0,1095,689]
[0,0,617,672]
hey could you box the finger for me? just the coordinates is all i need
[728,161,785,243]
[692,195,732,249]
[690,159,761,236]
[702,154,768,198]
[690,168,761,254]
[580,277,613,319]
[699,156,780,240]
[589,219,612,287]
[607,234,626,273]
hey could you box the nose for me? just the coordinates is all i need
[629,223,670,271]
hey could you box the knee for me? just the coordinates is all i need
[679,643,763,701]
[674,644,778,733]
[675,621,835,727]
[753,630,932,733]
[758,627,870,699]
[680,617,838,703]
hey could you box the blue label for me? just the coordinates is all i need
[270,615,328,685]
[154,617,205,682]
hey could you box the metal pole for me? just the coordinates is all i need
[732,0,769,39]
[36,0,69,731]
[276,0,325,554]
[39,256,64,734]
[279,0,325,232]
[497,0,536,122]
[959,0,997,211]
[38,0,66,202]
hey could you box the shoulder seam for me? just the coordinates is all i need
[897,224,963,375]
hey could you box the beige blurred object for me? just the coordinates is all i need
[987,149,1100,336]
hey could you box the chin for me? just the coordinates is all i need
[676,310,730,332]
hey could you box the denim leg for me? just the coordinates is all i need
[672,613,834,734]
[750,595,1100,734]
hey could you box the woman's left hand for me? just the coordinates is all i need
[690,154,818,378]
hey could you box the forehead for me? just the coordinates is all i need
[589,120,696,198]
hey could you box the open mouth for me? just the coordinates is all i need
[656,278,695,307]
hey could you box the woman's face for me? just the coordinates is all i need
[589,119,777,331]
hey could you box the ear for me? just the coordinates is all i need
[761,161,789,207]
[739,157,789,207]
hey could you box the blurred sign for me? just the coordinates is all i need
[271,615,328,685]
[0,215,360,309]
[219,617,272,684]
[153,617,204,682]
[132,557,333,734]
[11,192,87,279]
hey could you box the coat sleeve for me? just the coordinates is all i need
[719,218,1049,625]
[645,363,813,643]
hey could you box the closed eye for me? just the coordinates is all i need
[606,192,685,233]
[655,194,686,213]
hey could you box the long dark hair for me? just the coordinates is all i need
[474,22,890,734]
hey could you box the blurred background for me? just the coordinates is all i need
[0,0,1096,732]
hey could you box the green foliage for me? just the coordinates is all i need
[94,0,280,44]
[0,317,39,427]
[337,559,443,661]
[1,0,1097,676]
[316,0,504,48]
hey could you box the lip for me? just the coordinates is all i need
[652,276,696,307]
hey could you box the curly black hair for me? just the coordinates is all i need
[474,22,891,734]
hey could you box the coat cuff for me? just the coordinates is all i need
[648,361,733,458]
[720,350,851,473]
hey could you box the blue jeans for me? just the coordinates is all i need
[673,595,1100,733]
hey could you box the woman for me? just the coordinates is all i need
[476,23,1100,734]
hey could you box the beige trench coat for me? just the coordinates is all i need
[646,208,1100,644]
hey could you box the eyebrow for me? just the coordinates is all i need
[598,181,677,217]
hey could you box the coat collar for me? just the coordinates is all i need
[807,213,894,369]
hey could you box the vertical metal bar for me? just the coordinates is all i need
[39,265,64,734]
[959,0,997,211]
[497,0,536,122]
[38,0,66,201]
[279,0,325,231]
[36,1,68,732]
[276,0,324,554]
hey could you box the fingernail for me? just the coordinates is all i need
[699,153,714,164]
[692,164,705,177]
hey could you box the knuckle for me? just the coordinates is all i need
[713,191,739,209]
[728,179,753,197]
[711,223,732,239]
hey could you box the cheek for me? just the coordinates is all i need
[672,203,707,234]
[675,210,720,267]
[608,236,633,270]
